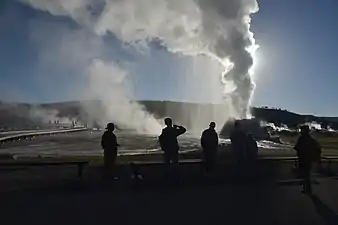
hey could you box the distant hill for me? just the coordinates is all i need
[251,107,338,130]
[1,100,338,130]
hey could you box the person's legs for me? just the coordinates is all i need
[171,151,179,169]
[170,151,180,179]
[207,149,217,173]
[304,163,312,193]
[202,149,210,173]
[163,150,172,177]
[300,162,312,193]
[172,150,179,163]
[103,151,113,179]
[163,150,171,165]
[111,153,117,177]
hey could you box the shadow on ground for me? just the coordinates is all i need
[310,194,338,225]
[0,172,331,224]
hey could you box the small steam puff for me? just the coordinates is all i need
[260,121,291,132]
[306,121,322,131]
[22,0,259,130]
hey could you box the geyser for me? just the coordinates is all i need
[22,0,260,134]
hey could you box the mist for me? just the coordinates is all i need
[86,59,162,133]
[21,0,260,134]
[26,9,163,134]
[28,107,73,125]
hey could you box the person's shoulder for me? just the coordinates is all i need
[161,127,168,134]
[103,131,115,137]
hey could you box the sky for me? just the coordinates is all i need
[0,0,338,116]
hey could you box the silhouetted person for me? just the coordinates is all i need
[201,122,219,173]
[101,122,119,179]
[159,118,186,166]
[294,125,321,194]
[230,121,247,166]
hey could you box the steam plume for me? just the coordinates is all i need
[86,59,162,133]
[21,0,259,131]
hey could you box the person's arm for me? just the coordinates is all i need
[201,131,206,148]
[215,132,219,146]
[158,130,165,150]
[230,131,234,144]
[314,138,321,151]
[101,133,106,149]
[294,137,301,153]
[175,125,186,136]
[159,129,164,142]
[113,135,120,148]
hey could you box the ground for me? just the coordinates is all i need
[1,164,338,225]
[1,130,338,225]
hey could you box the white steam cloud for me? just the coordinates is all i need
[261,121,291,132]
[21,0,259,133]
[29,107,74,125]
[306,121,323,131]
[86,59,162,133]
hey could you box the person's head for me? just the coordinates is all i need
[164,118,173,127]
[209,122,216,129]
[105,122,115,132]
[300,125,310,135]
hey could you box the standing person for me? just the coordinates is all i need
[101,122,119,179]
[230,121,247,167]
[294,125,321,194]
[159,118,186,166]
[201,122,219,173]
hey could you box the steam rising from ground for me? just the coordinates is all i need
[261,121,291,132]
[21,0,259,134]
[86,59,162,133]
[29,107,74,125]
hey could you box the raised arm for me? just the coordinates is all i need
[175,125,187,136]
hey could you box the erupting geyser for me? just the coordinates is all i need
[22,0,260,134]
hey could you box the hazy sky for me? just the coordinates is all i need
[1,0,338,116]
